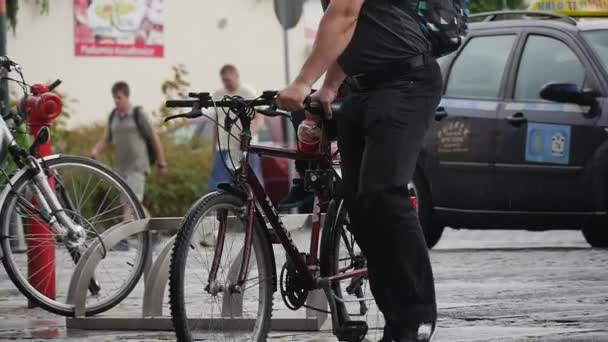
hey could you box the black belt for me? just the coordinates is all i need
[348,54,430,91]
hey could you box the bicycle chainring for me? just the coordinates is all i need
[279,255,309,311]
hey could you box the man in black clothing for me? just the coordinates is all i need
[276,0,441,341]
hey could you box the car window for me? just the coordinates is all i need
[437,53,454,77]
[583,30,608,74]
[515,35,585,100]
[445,35,516,99]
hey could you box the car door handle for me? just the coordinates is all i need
[506,112,528,126]
[435,107,448,121]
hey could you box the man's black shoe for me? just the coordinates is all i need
[378,323,436,342]
[278,179,313,211]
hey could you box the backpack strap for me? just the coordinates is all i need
[132,106,157,166]
[107,109,117,142]
[132,106,152,143]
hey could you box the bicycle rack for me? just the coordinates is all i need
[65,216,329,332]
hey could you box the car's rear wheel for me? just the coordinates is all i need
[582,222,608,248]
[410,170,444,249]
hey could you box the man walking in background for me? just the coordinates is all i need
[207,64,264,191]
[198,65,265,247]
[91,81,169,214]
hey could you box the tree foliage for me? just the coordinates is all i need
[7,0,50,32]
[157,64,191,126]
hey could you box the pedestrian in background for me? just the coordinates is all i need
[207,64,264,191]
[91,81,169,216]
[198,65,264,247]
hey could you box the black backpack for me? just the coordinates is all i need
[108,106,157,166]
[414,0,469,57]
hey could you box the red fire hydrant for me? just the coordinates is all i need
[21,83,63,306]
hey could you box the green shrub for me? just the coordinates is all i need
[55,124,213,218]
[48,64,208,218]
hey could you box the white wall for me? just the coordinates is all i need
[7,0,311,127]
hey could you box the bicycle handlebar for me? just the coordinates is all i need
[164,91,342,123]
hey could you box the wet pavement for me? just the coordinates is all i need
[1,228,607,341]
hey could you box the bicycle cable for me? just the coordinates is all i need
[213,94,265,178]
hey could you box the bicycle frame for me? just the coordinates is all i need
[210,119,368,292]
[0,119,83,240]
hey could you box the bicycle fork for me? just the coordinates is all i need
[14,157,102,295]
[207,186,257,296]
[26,158,85,243]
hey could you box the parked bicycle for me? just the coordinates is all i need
[0,57,149,316]
[166,91,378,341]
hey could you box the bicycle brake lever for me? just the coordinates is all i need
[257,105,291,119]
[164,110,203,122]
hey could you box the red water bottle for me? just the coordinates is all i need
[297,118,322,154]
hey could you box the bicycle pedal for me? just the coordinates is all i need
[336,321,368,342]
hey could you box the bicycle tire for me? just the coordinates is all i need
[0,155,147,316]
[320,198,351,324]
[169,191,274,342]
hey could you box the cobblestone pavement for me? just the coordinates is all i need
[1,228,607,341]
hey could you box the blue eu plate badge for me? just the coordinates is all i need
[525,123,571,165]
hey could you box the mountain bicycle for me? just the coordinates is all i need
[0,57,149,316]
[166,91,377,341]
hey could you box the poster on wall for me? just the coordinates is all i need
[74,0,164,58]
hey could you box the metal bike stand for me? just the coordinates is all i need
[66,215,328,332]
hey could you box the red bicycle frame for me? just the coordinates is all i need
[209,121,368,291]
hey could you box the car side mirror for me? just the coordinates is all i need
[540,82,599,107]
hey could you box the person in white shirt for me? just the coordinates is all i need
[207,64,264,191]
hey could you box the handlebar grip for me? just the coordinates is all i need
[304,98,343,117]
[165,100,199,108]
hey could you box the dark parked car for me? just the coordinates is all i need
[414,11,608,248]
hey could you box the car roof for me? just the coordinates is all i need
[470,19,579,33]
[577,20,608,31]
[469,11,608,33]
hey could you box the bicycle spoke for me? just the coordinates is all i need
[88,211,127,227]
[241,277,266,292]
[88,186,115,224]
[87,199,125,226]
[75,174,96,213]
[27,258,56,281]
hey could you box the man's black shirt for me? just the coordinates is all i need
[321,0,429,75]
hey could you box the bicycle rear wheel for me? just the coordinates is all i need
[169,192,274,342]
[320,199,384,341]
[0,155,148,316]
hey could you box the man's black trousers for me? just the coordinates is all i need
[337,60,443,331]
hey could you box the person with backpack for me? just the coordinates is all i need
[91,81,169,208]
[276,0,467,341]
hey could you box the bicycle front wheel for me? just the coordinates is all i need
[0,155,148,316]
[169,192,274,342]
